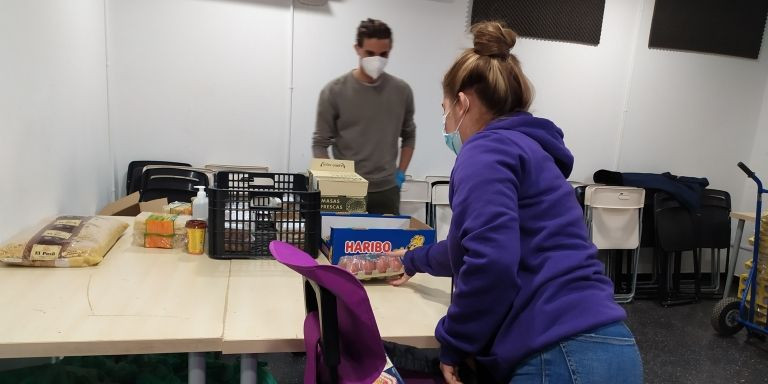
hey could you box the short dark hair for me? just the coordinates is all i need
[356,18,392,46]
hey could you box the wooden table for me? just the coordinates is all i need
[364,274,451,348]
[0,217,231,383]
[221,257,452,382]
[222,262,450,352]
[222,260,306,355]
[0,217,451,383]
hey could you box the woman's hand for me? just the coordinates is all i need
[440,363,463,384]
[388,273,412,286]
[386,249,412,286]
[388,248,407,258]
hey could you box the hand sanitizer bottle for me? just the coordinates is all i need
[192,186,208,221]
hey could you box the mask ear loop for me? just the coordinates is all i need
[442,99,459,134]
[454,97,470,135]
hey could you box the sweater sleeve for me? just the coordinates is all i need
[312,84,337,158]
[434,135,524,365]
[402,240,453,277]
[400,85,416,149]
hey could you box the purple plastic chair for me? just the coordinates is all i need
[269,240,387,384]
[269,241,442,384]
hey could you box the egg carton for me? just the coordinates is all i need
[337,253,405,280]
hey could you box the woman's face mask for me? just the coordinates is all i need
[442,99,468,155]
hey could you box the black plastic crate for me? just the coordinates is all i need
[208,172,320,259]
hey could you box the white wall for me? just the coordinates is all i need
[106,0,291,195]
[4,0,768,248]
[288,0,473,178]
[289,0,646,182]
[0,0,112,241]
[620,0,768,213]
[284,0,768,277]
[741,77,768,212]
[616,1,768,275]
[105,0,768,198]
[729,64,768,275]
[517,0,644,182]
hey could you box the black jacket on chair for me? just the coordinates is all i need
[594,170,709,211]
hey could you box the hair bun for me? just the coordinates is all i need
[471,21,517,59]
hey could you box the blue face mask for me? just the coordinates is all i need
[442,100,468,155]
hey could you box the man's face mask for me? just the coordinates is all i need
[361,56,388,80]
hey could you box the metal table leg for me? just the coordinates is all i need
[240,354,258,384]
[189,352,206,384]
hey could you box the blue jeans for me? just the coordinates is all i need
[509,322,643,384]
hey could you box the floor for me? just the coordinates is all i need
[258,297,768,384]
[625,298,768,384]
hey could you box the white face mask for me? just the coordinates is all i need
[361,56,388,80]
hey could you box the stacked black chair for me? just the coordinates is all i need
[126,160,190,195]
[654,192,701,306]
[573,185,587,211]
[694,189,731,297]
[139,167,209,203]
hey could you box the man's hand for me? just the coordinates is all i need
[396,169,406,189]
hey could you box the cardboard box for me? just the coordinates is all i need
[320,213,436,265]
[309,159,368,213]
[98,192,168,216]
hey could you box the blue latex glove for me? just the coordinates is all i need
[396,169,406,189]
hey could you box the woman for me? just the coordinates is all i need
[390,22,643,384]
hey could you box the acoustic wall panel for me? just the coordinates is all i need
[471,0,606,45]
[649,0,768,59]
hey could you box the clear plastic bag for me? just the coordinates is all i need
[133,212,190,249]
[0,216,128,267]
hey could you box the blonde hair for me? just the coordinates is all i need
[443,21,533,116]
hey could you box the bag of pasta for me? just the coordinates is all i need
[0,216,129,267]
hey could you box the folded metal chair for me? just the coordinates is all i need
[400,179,430,224]
[585,186,645,303]
[428,181,451,241]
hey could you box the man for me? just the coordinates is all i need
[312,18,416,215]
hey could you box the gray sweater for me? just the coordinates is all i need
[312,71,416,192]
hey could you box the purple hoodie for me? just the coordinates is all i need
[403,112,626,382]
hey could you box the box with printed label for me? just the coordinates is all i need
[320,195,367,213]
[320,213,436,265]
[308,159,368,213]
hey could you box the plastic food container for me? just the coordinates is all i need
[337,253,404,280]
[186,220,207,255]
